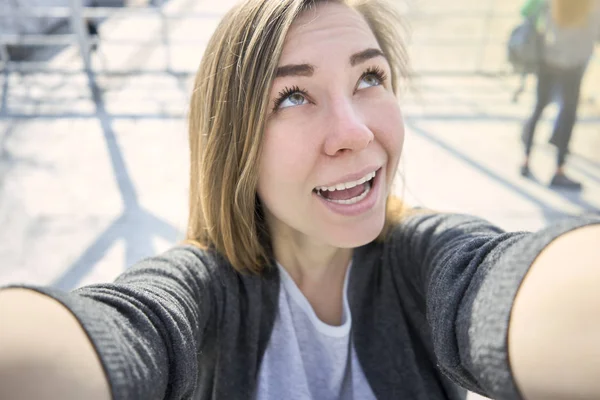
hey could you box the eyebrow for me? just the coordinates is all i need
[349,48,386,66]
[274,48,386,78]
[275,64,314,78]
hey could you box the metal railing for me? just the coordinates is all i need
[3,0,596,80]
[0,0,527,76]
[0,0,225,74]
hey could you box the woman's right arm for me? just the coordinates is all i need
[0,245,219,400]
[0,288,111,400]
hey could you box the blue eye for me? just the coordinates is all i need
[273,85,309,111]
[279,92,308,109]
[356,66,387,90]
[357,74,382,89]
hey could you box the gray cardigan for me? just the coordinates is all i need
[13,212,600,400]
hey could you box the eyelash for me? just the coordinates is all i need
[359,66,387,87]
[271,66,388,113]
[272,85,308,112]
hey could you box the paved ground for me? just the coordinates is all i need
[0,0,598,398]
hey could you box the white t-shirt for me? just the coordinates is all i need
[255,263,377,400]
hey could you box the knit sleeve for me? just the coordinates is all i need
[4,244,220,400]
[387,212,600,399]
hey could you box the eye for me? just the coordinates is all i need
[279,92,308,109]
[356,66,387,90]
[273,85,309,111]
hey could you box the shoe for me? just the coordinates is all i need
[520,164,531,177]
[550,173,582,190]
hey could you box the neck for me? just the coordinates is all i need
[266,215,353,325]
[272,233,352,287]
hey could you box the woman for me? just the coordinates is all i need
[520,0,600,189]
[1,1,599,399]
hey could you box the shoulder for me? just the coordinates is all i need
[161,243,279,296]
[385,210,506,246]
[366,210,509,278]
[121,244,228,281]
[114,243,279,320]
[117,244,268,299]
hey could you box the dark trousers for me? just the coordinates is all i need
[522,61,587,168]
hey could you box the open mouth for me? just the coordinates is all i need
[313,169,378,205]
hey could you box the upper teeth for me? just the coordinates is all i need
[316,170,376,192]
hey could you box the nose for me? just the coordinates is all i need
[323,99,374,156]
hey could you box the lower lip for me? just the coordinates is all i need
[313,168,383,217]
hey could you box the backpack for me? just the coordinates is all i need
[507,18,543,75]
[507,2,546,102]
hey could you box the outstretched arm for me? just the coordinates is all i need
[389,212,600,399]
[0,245,219,400]
[509,224,600,399]
[0,289,111,400]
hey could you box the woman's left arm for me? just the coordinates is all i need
[389,212,600,399]
[509,224,600,400]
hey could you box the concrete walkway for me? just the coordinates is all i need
[0,0,598,398]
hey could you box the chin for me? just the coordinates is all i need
[323,214,386,248]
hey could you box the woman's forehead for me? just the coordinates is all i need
[279,2,379,63]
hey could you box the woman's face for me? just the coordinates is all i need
[257,2,405,249]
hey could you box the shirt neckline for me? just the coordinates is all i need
[276,261,353,338]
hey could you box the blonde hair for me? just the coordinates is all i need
[551,0,593,28]
[186,0,410,274]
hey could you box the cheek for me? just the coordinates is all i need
[365,96,405,154]
[258,122,318,195]
[262,126,304,174]
[390,107,405,155]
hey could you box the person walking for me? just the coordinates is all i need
[520,0,600,189]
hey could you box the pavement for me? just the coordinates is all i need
[0,0,598,398]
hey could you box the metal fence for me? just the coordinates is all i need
[0,0,210,74]
[0,0,527,76]
[1,0,598,88]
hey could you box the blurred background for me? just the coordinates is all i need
[0,1,597,398]
[0,0,598,290]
